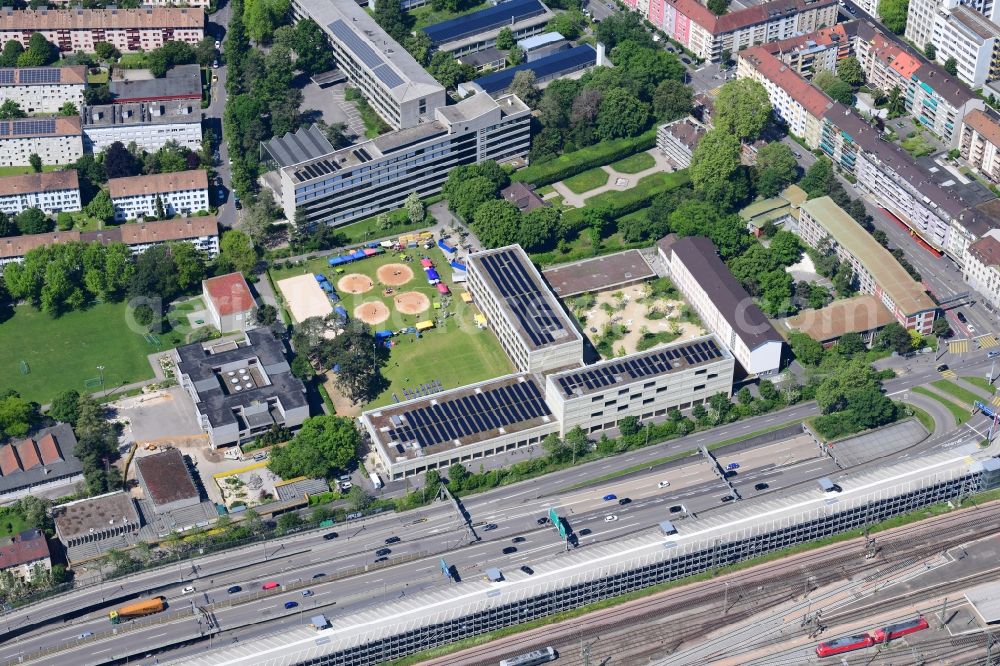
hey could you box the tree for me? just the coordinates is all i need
[609,41,684,99]
[84,85,112,107]
[56,211,73,231]
[837,56,864,87]
[294,19,335,75]
[446,176,499,221]
[944,57,958,76]
[814,70,854,105]
[837,332,866,356]
[768,230,802,266]
[404,31,433,66]
[16,208,51,235]
[508,45,524,66]
[154,194,166,221]
[708,0,728,13]
[519,206,560,251]
[495,27,515,50]
[103,142,138,179]
[0,99,25,119]
[833,261,854,296]
[372,0,409,42]
[195,36,217,68]
[618,416,640,437]
[57,101,78,117]
[0,40,23,67]
[217,229,258,278]
[789,331,824,366]
[800,157,836,199]
[690,129,742,197]
[94,42,121,62]
[312,322,389,403]
[714,79,771,142]
[405,191,424,225]
[243,190,279,244]
[874,322,913,354]
[428,51,465,89]
[17,33,58,67]
[85,190,115,224]
[754,142,797,197]
[542,432,568,462]
[878,0,909,33]
[473,199,521,248]
[146,40,196,77]
[597,88,649,139]
[0,393,33,439]
[48,390,81,426]
[510,70,540,107]
[594,11,654,49]
[720,48,733,67]
[267,415,359,480]
[545,10,584,40]
[28,153,41,174]
[276,512,303,533]
[244,0,292,44]
[290,354,314,380]
[886,85,906,117]
[652,79,693,122]
[932,317,952,338]
[924,42,937,61]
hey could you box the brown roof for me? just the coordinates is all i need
[52,492,139,542]
[0,170,78,197]
[666,0,834,35]
[0,116,80,137]
[0,529,50,570]
[135,449,198,507]
[203,272,254,316]
[969,234,1000,267]
[500,182,547,212]
[108,169,208,199]
[0,66,86,86]
[0,431,66,476]
[0,231,81,259]
[964,109,1000,148]
[116,216,218,244]
[740,46,834,117]
[784,295,896,342]
[0,7,204,30]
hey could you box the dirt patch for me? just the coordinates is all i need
[338,273,374,294]
[394,291,430,315]
[276,274,333,324]
[377,263,414,287]
[355,301,391,325]
[321,372,362,418]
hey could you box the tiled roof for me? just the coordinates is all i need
[969,234,1000,267]
[0,424,82,495]
[0,170,78,197]
[203,272,254,316]
[0,217,217,259]
[108,169,208,199]
[0,7,204,30]
[0,529,50,570]
[964,109,1000,147]
[740,46,834,117]
[666,0,835,35]
[783,295,896,341]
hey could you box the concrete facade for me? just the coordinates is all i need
[0,8,204,53]
[83,101,203,154]
[0,116,82,167]
[108,170,210,222]
[0,66,85,114]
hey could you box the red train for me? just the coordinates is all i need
[816,616,928,658]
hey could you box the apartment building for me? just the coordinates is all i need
[261,93,530,228]
[764,24,852,78]
[961,108,1000,182]
[0,8,205,53]
[0,216,220,270]
[51,0,210,7]
[203,272,256,333]
[291,0,445,131]
[422,0,554,56]
[0,530,51,583]
[0,116,83,167]
[962,228,1000,307]
[925,2,1000,88]
[108,169,209,222]
[854,22,983,146]
[83,101,203,154]
[466,245,583,374]
[656,116,707,168]
[797,197,938,333]
[907,0,1000,49]
[0,170,80,216]
[628,0,837,62]
[0,66,85,114]
[659,235,785,376]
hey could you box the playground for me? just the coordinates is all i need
[276,274,334,324]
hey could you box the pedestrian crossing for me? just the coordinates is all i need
[949,339,970,355]
[991,395,1000,407]
[940,369,958,379]
[976,334,1000,349]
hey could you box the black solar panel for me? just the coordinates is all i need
[19,68,60,84]
[473,45,597,94]
[0,69,13,84]
[11,119,55,136]
[423,0,546,44]
[387,379,550,448]
[373,63,404,89]
[328,19,404,90]
[0,123,7,137]
[479,249,568,348]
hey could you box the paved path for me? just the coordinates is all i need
[549,149,674,208]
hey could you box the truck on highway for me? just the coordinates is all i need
[484,568,503,582]
[109,597,166,624]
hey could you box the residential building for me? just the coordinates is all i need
[261,93,530,228]
[633,0,838,62]
[52,491,141,550]
[0,530,51,583]
[0,116,83,167]
[907,0,1000,50]
[0,216,219,270]
[0,423,82,501]
[174,329,309,449]
[0,170,81,216]
[656,116,707,169]
[782,295,898,346]
[109,64,202,104]
[0,66,85,114]
[466,245,583,374]
[739,184,807,236]
[458,47,508,73]
[961,108,1000,182]
[854,22,983,146]
[202,272,256,333]
[500,182,548,212]
[462,44,598,95]
[134,449,201,514]
[50,0,210,7]
[291,0,445,131]
[0,8,205,53]
[518,31,568,61]
[765,24,852,78]
[108,169,209,222]
[422,0,554,56]
[928,3,1000,88]
[659,234,785,376]
[83,101,202,154]
[797,197,938,333]
[962,228,1000,307]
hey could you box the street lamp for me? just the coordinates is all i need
[97,365,106,394]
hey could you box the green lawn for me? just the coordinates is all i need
[0,164,60,178]
[931,379,985,405]
[901,134,934,158]
[912,386,970,425]
[962,376,995,394]
[904,402,935,433]
[269,247,513,407]
[610,151,655,174]
[0,508,27,539]
[0,302,159,403]
[562,167,609,195]
[409,0,489,29]
[87,70,109,84]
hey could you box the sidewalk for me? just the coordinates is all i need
[549,149,674,208]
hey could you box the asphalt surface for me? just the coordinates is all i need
[205,1,237,230]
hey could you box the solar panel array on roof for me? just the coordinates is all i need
[264,125,334,168]
[12,118,56,135]
[423,0,547,44]
[472,44,596,94]
[556,338,723,397]
[294,158,340,183]
[387,378,550,449]
[328,19,405,90]
[479,248,567,347]
[0,69,13,84]
[19,68,60,84]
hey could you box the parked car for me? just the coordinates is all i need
[605,515,618,522]
[284,601,298,609]
[502,546,518,554]
[227,585,242,594]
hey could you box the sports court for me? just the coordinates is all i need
[276,274,334,324]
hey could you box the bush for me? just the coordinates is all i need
[513,129,657,187]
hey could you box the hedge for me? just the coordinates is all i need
[512,129,658,187]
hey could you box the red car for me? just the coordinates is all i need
[262,581,279,590]
[816,634,874,657]
[872,616,928,644]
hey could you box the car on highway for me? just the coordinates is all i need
[618,497,631,505]
[182,586,196,594]
[502,546,518,554]
[602,494,617,501]
[957,311,968,323]
[227,585,242,594]
[536,516,549,525]
[990,351,1000,359]
[284,601,298,609]
[323,532,338,540]
[374,557,389,563]
[754,483,769,491]
[512,536,526,543]
[262,581,279,590]
[726,462,740,471]
[312,573,326,579]
[605,515,618,522]
[482,523,498,531]
[669,505,684,513]
[78,631,94,639]
[658,480,670,488]
[936,364,949,372]
[721,495,734,503]
[376,548,392,557]
[385,536,401,544]
[302,590,314,597]
[520,566,534,575]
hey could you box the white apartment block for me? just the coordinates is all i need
[291,0,445,130]
[51,0,209,6]
[659,235,784,376]
[466,245,583,375]
[907,0,1000,48]
[0,66,85,114]
[0,117,83,167]
[929,2,1000,88]
[961,108,1000,182]
[0,170,80,216]
[83,102,202,154]
[0,8,204,54]
[963,230,1000,308]
[108,169,209,222]
[656,116,706,169]
[261,93,531,228]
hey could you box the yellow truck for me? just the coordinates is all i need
[109,596,166,624]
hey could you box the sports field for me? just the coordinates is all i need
[0,302,157,403]
[269,246,514,407]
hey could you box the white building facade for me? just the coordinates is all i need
[0,66,86,114]
[108,170,210,222]
[83,102,203,154]
[0,117,83,167]
[0,170,81,216]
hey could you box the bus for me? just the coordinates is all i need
[499,647,556,666]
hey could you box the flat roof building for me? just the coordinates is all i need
[541,249,656,298]
[464,44,597,95]
[466,245,583,374]
[0,170,81,217]
[423,0,554,55]
[83,100,202,154]
[134,449,201,515]
[203,272,256,333]
[0,66,86,114]
[52,491,141,550]
[657,116,708,169]
[109,64,202,103]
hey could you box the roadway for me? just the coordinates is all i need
[205,1,238,230]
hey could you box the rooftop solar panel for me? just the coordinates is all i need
[423,0,547,44]
[373,63,404,89]
[20,68,60,84]
[328,19,384,70]
[472,44,596,94]
[0,69,13,84]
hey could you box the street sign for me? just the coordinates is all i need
[548,507,559,525]
[556,517,567,539]
[976,401,996,419]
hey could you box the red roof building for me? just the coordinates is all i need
[0,529,51,582]
[203,272,256,333]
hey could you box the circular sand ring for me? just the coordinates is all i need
[354,301,390,325]
[394,291,431,315]
[338,273,374,294]
[377,263,414,287]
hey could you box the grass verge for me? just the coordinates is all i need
[962,376,995,394]
[562,166,609,194]
[932,379,985,405]
[904,402,935,433]
[610,151,655,174]
[912,386,970,425]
